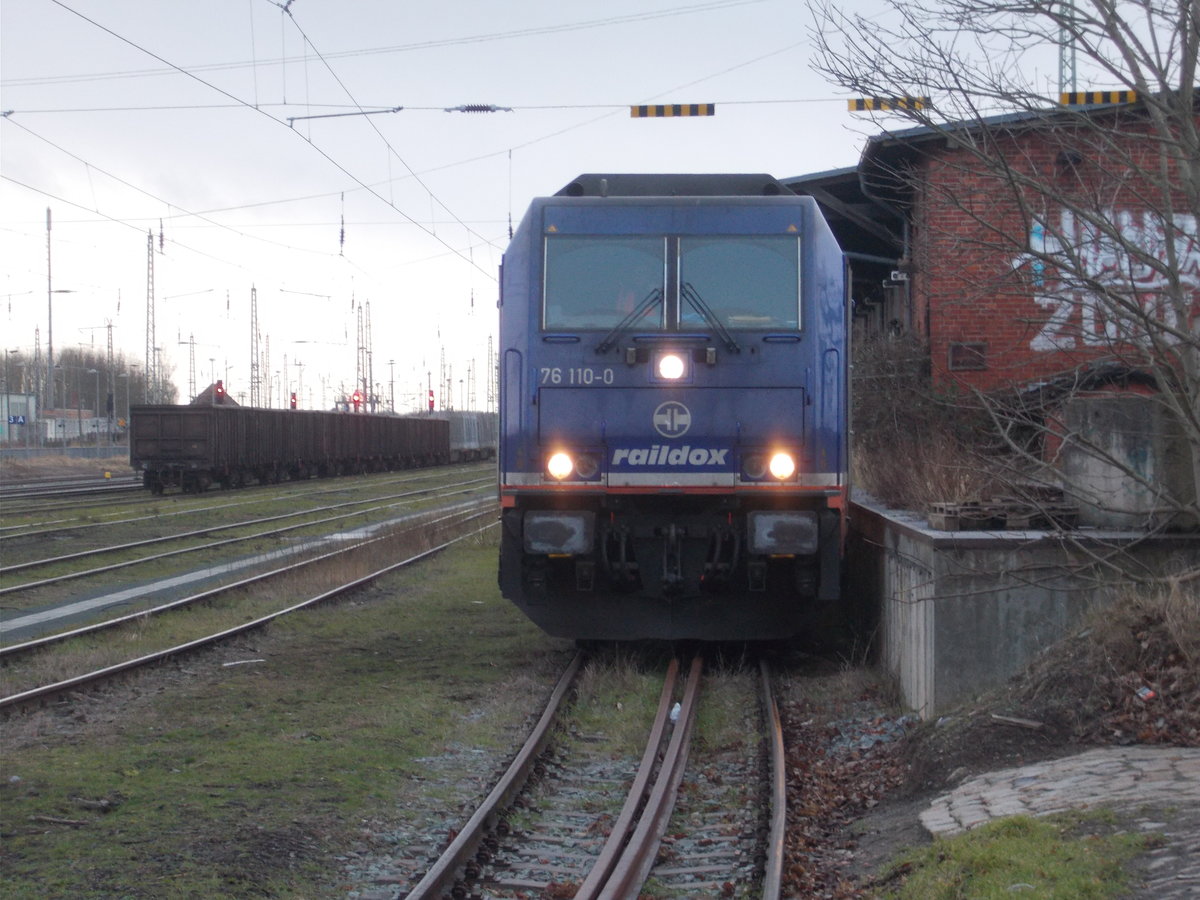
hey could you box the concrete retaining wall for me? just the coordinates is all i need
[849,494,1200,719]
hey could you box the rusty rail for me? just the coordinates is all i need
[403,651,585,898]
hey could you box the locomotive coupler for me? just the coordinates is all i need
[701,527,740,586]
[661,523,685,594]
[601,524,638,587]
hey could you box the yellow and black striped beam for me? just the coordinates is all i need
[848,97,929,111]
[631,103,715,118]
[1060,90,1138,106]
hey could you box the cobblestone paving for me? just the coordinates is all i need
[920,747,1200,898]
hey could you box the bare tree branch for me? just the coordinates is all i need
[818,0,1200,584]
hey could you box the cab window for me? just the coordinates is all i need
[679,236,800,329]
[543,236,664,330]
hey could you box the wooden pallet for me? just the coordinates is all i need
[927,500,1079,531]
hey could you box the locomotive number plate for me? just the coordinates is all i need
[539,366,615,386]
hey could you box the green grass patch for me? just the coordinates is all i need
[873,812,1153,899]
[694,665,755,750]
[2,511,480,690]
[571,652,669,755]
[0,471,493,615]
[1,532,573,898]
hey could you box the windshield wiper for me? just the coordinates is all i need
[681,282,740,353]
[595,287,664,354]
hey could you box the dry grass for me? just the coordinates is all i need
[851,334,999,511]
[1158,579,1200,664]
[1024,580,1200,746]
[572,653,664,754]
[0,453,124,481]
[1091,580,1200,669]
[853,429,995,510]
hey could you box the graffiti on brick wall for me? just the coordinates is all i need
[1013,209,1199,351]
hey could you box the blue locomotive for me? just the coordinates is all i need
[498,174,848,640]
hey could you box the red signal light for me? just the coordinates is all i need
[427,389,435,412]
[214,380,226,404]
[289,392,297,409]
[351,390,362,412]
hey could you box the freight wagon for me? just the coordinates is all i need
[433,410,499,462]
[130,405,451,494]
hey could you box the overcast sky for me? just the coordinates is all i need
[2,0,895,411]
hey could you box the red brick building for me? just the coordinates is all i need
[785,94,1199,526]
[809,97,1200,393]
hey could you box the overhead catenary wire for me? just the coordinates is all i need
[0,172,392,301]
[3,3,835,290]
[10,96,844,116]
[1,118,359,259]
[4,6,833,233]
[3,0,771,89]
[1,173,255,272]
[0,89,838,240]
[287,105,403,125]
[278,6,500,270]
[36,0,497,281]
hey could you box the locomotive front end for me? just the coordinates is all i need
[498,174,848,641]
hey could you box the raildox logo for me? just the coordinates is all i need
[611,445,729,467]
[653,401,691,438]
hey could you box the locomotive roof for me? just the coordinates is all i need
[556,174,791,198]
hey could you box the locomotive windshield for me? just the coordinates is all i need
[543,234,800,331]
[543,236,665,330]
[679,237,800,329]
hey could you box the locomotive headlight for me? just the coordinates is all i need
[545,450,600,481]
[657,352,686,380]
[741,450,797,482]
[546,451,574,480]
[742,453,767,480]
[768,452,797,480]
[573,453,599,479]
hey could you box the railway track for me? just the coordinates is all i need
[1,463,490,541]
[0,504,497,711]
[0,468,494,638]
[400,654,787,899]
[0,470,142,505]
[0,472,492,589]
